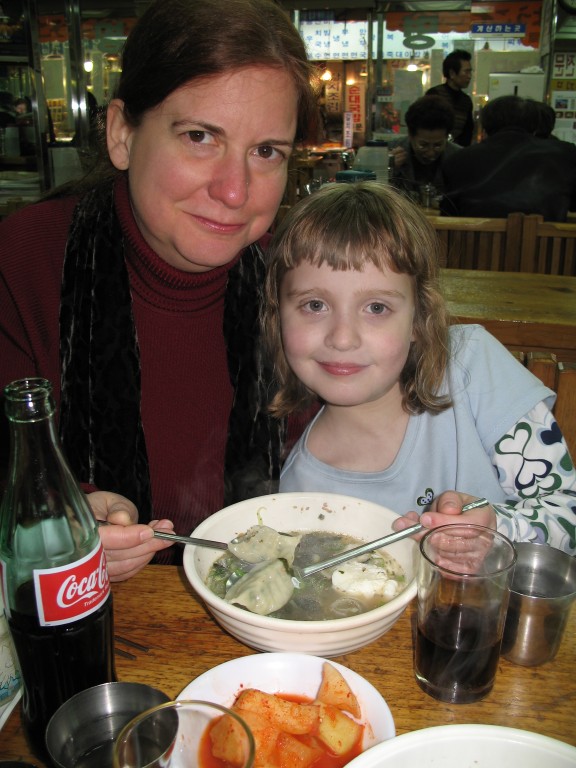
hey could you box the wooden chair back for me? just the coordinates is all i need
[520,215,576,276]
[428,214,524,270]
[275,206,576,276]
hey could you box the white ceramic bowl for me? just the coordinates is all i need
[183,492,418,656]
[178,652,394,751]
[344,724,576,768]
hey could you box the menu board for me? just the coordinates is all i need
[551,52,576,144]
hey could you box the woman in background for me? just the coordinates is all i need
[389,95,460,202]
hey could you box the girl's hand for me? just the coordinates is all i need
[88,491,175,582]
[420,490,496,531]
[391,509,427,540]
[391,491,496,539]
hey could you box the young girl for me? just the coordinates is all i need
[263,182,576,555]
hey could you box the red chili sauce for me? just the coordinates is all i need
[199,694,364,768]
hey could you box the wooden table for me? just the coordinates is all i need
[3,565,574,764]
[441,268,576,362]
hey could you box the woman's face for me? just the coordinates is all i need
[409,128,448,165]
[107,66,298,272]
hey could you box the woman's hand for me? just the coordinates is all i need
[390,146,407,169]
[392,491,496,538]
[88,491,175,582]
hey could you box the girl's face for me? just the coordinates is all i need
[280,260,416,409]
[107,66,297,272]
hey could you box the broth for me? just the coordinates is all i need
[206,531,406,621]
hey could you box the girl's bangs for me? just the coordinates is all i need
[284,205,404,273]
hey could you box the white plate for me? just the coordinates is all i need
[178,652,395,750]
[345,724,576,768]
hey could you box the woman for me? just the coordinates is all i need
[0,0,320,579]
[389,95,460,200]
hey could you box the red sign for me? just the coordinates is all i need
[346,83,365,132]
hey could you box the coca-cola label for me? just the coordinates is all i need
[34,543,111,626]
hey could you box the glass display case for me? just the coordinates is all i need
[0,1,49,213]
[0,0,128,207]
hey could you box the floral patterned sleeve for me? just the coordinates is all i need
[489,400,576,555]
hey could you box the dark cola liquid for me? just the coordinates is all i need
[415,605,501,704]
[8,580,115,758]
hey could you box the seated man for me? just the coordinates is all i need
[441,95,576,222]
[389,95,461,202]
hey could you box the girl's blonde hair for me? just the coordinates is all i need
[262,181,452,417]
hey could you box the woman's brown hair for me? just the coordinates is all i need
[52,0,320,194]
[117,0,320,144]
[262,182,452,417]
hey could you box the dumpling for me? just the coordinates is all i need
[225,559,294,615]
[228,525,302,566]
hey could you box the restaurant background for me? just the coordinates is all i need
[0,0,574,204]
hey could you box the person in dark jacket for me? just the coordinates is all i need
[426,49,474,146]
[389,95,461,200]
[441,95,576,221]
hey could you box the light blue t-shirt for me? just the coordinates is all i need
[280,325,554,516]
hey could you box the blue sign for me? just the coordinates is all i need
[470,22,526,37]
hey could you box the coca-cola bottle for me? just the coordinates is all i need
[0,378,115,757]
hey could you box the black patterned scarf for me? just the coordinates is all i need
[59,178,285,523]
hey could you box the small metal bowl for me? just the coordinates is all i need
[45,681,170,768]
[502,542,576,666]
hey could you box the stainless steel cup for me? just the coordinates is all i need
[502,543,576,667]
[45,682,170,768]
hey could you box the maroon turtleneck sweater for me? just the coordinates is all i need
[0,177,237,555]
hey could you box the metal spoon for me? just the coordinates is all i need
[96,520,228,551]
[97,519,297,556]
[291,497,490,584]
[98,521,298,555]
[290,523,423,584]
[223,524,425,612]
[151,530,229,550]
[224,497,490,593]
